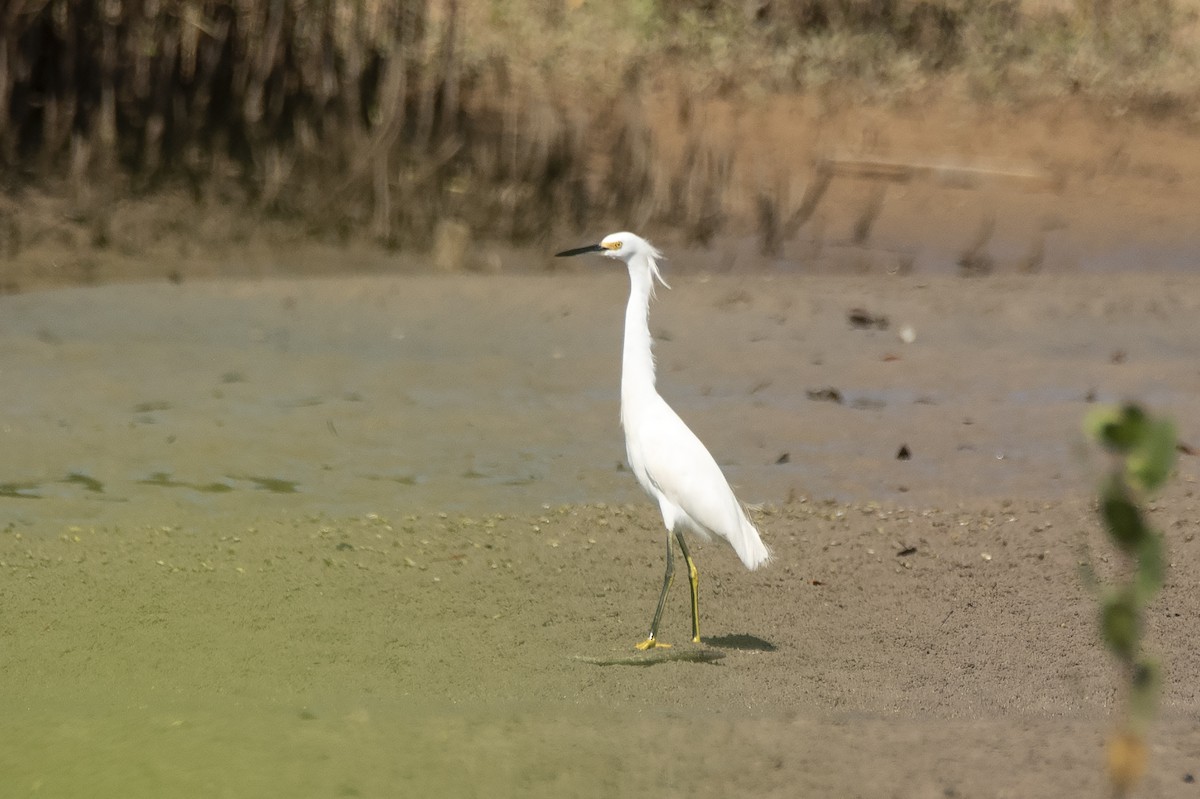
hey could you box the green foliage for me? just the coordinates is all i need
[1128,657,1162,730]
[1128,417,1178,493]
[1099,476,1144,553]
[1086,404,1177,492]
[1100,589,1139,658]
[1085,404,1148,452]
[1132,528,1165,601]
[1084,403,1177,794]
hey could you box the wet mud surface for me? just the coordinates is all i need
[6,79,1200,799]
[2,267,1200,796]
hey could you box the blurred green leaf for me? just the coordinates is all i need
[1134,531,1165,600]
[1101,591,1139,659]
[1129,658,1162,728]
[1085,404,1147,453]
[1101,477,1145,553]
[1086,404,1175,786]
[1127,418,1176,493]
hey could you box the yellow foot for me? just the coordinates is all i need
[635,638,671,650]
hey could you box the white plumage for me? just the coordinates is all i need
[557,231,769,649]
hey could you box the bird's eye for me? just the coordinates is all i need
[609,241,622,251]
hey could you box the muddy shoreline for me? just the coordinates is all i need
[4,271,1197,524]
[5,83,1200,799]
[2,264,1199,796]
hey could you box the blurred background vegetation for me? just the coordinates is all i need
[1,0,1197,260]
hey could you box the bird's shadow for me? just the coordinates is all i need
[703,634,777,652]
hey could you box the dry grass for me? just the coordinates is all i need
[1,0,1197,260]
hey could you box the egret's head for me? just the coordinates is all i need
[555,231,669,290]
[596,231,642,260]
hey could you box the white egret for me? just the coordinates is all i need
[557,232,770,650]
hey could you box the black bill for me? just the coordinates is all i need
[555,243,604,257]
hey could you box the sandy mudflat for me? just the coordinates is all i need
[1,264,1199,797]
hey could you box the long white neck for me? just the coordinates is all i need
[620,257,658,412]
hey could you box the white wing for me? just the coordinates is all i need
[625,394,770,570]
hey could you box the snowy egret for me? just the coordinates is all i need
[556,232,770,649]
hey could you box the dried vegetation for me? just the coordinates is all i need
[0,0,1197,261]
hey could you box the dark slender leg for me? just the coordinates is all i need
[675,531,701,643]
[635,532,675,650]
